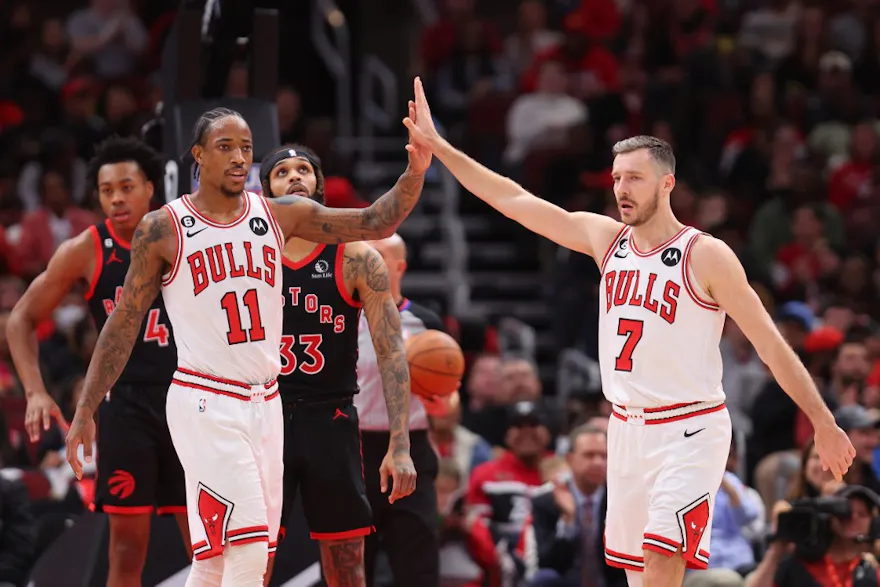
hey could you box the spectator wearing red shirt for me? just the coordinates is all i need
[521,12,620,98]
[828,121,877,213]
[772,203,839,298]
[420,0,501,75]
[467,401,553,555]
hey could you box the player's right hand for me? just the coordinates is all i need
[25,391,67,442]
[380,449,417,504]
[65,406,96,480]
[814,421,856,481]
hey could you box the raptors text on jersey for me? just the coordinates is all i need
[277,243,362,402]
[160,192,284,384]
[598,226,726,408]
[85,219,177,385]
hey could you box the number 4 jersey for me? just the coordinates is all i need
[276,243,362,402]
[85,219,177,385]
[161,192,283,384]
[598,225,726,408]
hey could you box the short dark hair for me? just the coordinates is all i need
[86,135,164,196]
[259,144,325,203]
[612,135,676,174]
[189,107,247,179]
[190,107,245,148]
[567,424,605,453]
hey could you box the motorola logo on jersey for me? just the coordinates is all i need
[187,242,277,296]
[604,269,680,324]
[250,217,269,236]
[661,247,682,267]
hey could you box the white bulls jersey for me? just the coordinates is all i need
[598,225,726,408]
[161,192,284,384]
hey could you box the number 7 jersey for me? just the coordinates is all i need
[598,225,726,408]
[161,192,283,384]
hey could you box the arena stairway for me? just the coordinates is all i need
[457,195,560,392]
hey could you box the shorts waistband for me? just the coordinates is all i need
[612,401,725,425]
[284,395,354,409]
[172,368,279,402]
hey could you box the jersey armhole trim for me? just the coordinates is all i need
[335,244,363,308]
[254,193,284,251]
[162,205,184,286]
[84,225,103,300]
[682,232,720,311]
[600,224,628,274]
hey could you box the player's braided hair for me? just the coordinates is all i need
[190,107,246,179]
[86,135,164,199]
[259,144,325,204]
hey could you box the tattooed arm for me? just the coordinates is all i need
[268,168,425,244]
[66,210,174,478]
[344,242,417,502]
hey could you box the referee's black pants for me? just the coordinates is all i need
[361,429,439,587]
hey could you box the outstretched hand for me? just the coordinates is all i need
[403,77,441,154]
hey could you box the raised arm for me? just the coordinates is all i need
[690,234,855,479]
[268,167,425,243]
[7,231,94,441]
[403,77,621,258]
[345,243,417,503]
[269,100,432,243]
[66,210,174,478]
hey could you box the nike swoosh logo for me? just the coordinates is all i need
[614,251,629,258]
[186,227,208,238]
[684,428,705,438]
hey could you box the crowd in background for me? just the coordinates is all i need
[1,0,880,586]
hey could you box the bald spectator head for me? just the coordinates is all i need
[368,233,407,300]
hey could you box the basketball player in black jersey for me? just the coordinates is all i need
[6,136,190,587]
[259,145,416,587]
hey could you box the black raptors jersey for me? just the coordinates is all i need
[279,243,362,402]
[84,220,177,386]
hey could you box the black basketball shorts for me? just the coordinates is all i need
[93,383,186,515]
[279,399,373,540]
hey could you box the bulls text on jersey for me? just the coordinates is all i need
[187,242,277,297]
[603,270,680,325]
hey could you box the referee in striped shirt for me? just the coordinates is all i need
[355,233,444,587]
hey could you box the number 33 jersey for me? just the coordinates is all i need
[598,225,726,408]
[161,192,283,384]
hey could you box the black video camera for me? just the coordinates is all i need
[776,496,851,560]
[776,486,880,560]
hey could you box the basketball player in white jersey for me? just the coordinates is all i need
[401,79,855,587]
[64,103,430,587]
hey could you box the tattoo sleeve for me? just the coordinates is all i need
[77,211,171,413]
[271,167,425,243]
[346,246,411,455]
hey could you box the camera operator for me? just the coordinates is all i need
[746,485,880,587]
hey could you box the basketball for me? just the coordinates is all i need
[406,330,465,398]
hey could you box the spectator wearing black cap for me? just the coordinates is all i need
[746,485,880,587]
[466,401,553,583]
[835,405,880,495]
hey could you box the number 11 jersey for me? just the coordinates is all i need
[161,192,283,384]
[598,225,726,409]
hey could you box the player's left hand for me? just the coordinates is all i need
[380,449,417,504]
[65,406,96,480]
[814,421,856,481]
[404,96,432,175]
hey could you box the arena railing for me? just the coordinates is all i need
[311,0,472,317]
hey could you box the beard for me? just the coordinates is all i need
[621,186,661,227]
[220,183,243,198]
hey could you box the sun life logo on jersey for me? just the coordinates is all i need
[250,217,269,236]
[312,259,331,279]
[661,247,682,267]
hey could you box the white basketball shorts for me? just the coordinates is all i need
[604,401,731,572]
[166,367,284,561]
